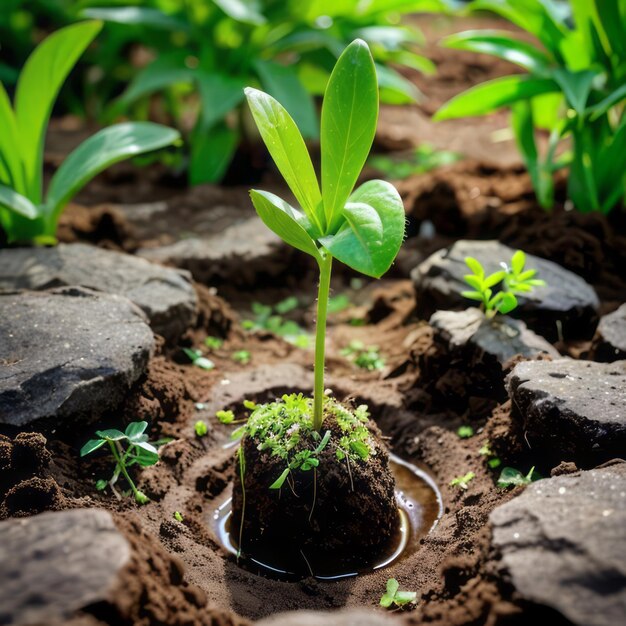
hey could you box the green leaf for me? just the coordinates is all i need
[95,429,127,441]
[435,75,558,120]
[552,68,598,116]
[380,578,399,608]
[511,250,525,274]
[250,189,322,260]
[443,30,553,73]
[349,440,370,459]
[375,64,422,104]
[465,257,484,278]
[498,291,518,314]
[395,590,417,606]
[80,438,106,456]
[82,7,190,31]
[255,60,318,139]
[588,84,626,121]
[245,87,324,232]
[0,83,25,192]
[0,185,38,220]
[595,0,626,59]
[213,0,266,25]
[461,290,484,301]
[483,271,506,289]
[269,467,290,489]
[463,274,483,290]
[196,72,247,130]
[125,421,148,442]
[190,121,238,185]
[14,21,102,203]
[321,39,378,233]
[320,179,405,278]
[132,441,159,466]
[46,122,180,218]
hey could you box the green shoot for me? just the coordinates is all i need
[479,441,502,469]
[498,466,541,488]
[449,471,476,490]
[457,425,475,438]
[183,348,215,371]
[243,400,257,410]
[246,40,405,430]
[242,302,311,348]
[380,578,417,609]
[216,410,235,424]
[174,511,184,522]
[204,336,224,350]
[340,340,385,371]
[80,421,160,505]
[194,420,208,437]
[232,350,251,365]
[369,143,461,180]
[462,250,545,318]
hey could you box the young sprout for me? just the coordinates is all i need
[462,250,545,318]
[449,471,476,490]
[245,39,405,430]
[183,348,215,371]
[80,421,160,505]
[498,466,540,488]
[216,410,235,424]
[242,302,310,348]
[341,340,385,371]
[204,336,224,350]
[174,511,184,523]
[232,350,251,365]
[380,578,417,609]
[194,420,208,437]
[457,425,474,439]
[479,441,502,469]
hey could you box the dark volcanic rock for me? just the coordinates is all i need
[0,287,154,426]
[0,508,130,626]
[411,240,599,340]
[491,464,626,626]
[138,218,294,287]
[507,359,626,462]
[0,243,197,342]
[591,304,626,362]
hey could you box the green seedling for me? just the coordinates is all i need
[232,350,251,365]
[479,441,502,469]
[435,0,626,214]
[0,21,180,244]
[243,400,257,411]
[380,578,417,609]
[246,39,405,430]
[328,294,352,314]
[449,471,476,490]
[369,143,461,180]
[341,340,386,372]
[462,250,545,317]
[194,420,208,437]
[457,425,475,439]
[204,336,224,350]
[81,421,160,505]
[217,410,235,425]
[498,466,541,488]
[174,511,184,522]
[183,348,215,371]
[242,301,311,348]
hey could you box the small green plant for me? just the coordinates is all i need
[232,350,251,365]
[217,410,236,425]
[369,143,461,180]
[462,250,546,317]
[194,420,208,437]
[380,578,417,609]
[328,294,352,314]
[183,347,215,370]
[457,425,475,439]
[498,466,541,488]
[0,21,180,244]
[242,301,311,348]
[80,421,160,505]
[479,441,501,469]
[340,340,386,371]
[246,39,405,430]
[449,471,476,490]
[436,0,626,214]
[204,336,224,350]
[174,511,184,522]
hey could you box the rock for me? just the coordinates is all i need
[256,608,396,626]
[411,240,599,340]
[138,218,295,287]
[0,508,131,625]
[490,464,626,626]
[507,359,626,461]
[430,308,559,363]
[0,287,154,426]
[591,304,626,362]
[0,244,197,342]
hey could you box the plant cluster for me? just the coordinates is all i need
[369,143,461,180]
[380,578,417,609]
[461,250,546,317]
[341,340,386,371]
[183,347,215,370]
[437,0,626,213]
[242,300,310,348]
[0,21,180,244]
[80,420,163,504]
[498,465,541,488]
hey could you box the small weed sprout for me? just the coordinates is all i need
[242,301,311,348]
[183,348,215,371]
[174,511,184,522]
[81,421,161,505]
[216,410,235,425]
[380,578,417,609]
[449,471,476,490]
[479,441,502,469]
[341,341,385,371]
[204,336,224,350]
[194,420,208,437]
[457,425,474,439]
[462,250,545,318]
[498,466,541,488]
[232,350,251,365]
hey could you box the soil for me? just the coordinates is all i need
[2,12,625,626]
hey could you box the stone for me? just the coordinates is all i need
[490,464,626,626]
[0,287,154,426]
[256,609,396,626]
[411,240,599,340]
[138,218,295,287]
[430,308,559,363]
[507,359,626,461]
[592,304,626,362]
[0,508,131,626]
[0,243,197,342]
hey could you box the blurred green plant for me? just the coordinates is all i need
[369,143,461,179]
[0,21,180,244]
[436,0,626,214]
[79,0,453,184]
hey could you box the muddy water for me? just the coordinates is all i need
[211,453,443,580]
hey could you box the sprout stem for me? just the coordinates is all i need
[313,253,332,431]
